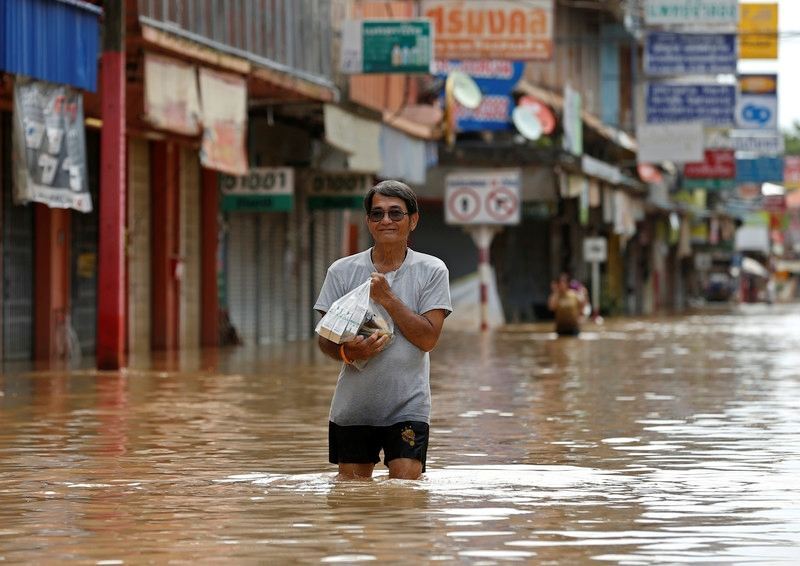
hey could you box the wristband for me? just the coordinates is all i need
[339,344,353,365]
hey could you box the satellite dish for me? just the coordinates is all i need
[512,105,543,140]
[446,71,482,109]
[518,95,556,135]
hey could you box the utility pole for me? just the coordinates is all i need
[97,0,127,369]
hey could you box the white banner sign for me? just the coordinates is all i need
[644,0,738,27]
[636,122,704,163]
[704,129,785,153]
[445,169,521,226]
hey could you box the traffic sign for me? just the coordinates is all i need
[445,169,521,225]
[583,237,607,263]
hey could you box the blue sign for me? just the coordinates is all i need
[646,84,735,125]
[645,33,737,76]
[436,60,525,131]
[736,157,784,183]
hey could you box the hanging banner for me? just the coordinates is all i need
[739,3,778,59]
[644,33,737,76]
[199,68,248,175]
[12,79,92,212]
[645,83,735,125]
[422,0,554,60]
[219,167,294,212]
[144,53,201,135]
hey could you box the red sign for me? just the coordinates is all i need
[784,156,800,189]
[763,194,786,214]
[684,150,736,179]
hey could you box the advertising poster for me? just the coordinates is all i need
[12,78,92,212]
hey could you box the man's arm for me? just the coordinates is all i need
[316,311,390,362]
[369,274,447,352]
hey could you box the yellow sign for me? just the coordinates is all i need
[739,3,778,59]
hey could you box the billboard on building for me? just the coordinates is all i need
[422,0,553,60]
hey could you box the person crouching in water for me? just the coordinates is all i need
[547,273,587,336]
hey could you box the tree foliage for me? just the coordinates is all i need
[785,121,800,155]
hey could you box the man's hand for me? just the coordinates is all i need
[369,272,394,307]
[343,331,390,361]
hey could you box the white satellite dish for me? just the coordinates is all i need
[512,105,543,140]
[446,71,482,109]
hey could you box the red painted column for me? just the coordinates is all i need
[200,168,219,347]
[96,0,126,369]
[151,141,180,350]
[34,206,71,360]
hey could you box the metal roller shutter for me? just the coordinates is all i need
[179,148,201,349]
[127,138,151,353]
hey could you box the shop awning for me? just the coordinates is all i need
[0,0,100,91]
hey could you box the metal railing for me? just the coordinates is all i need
[137,0,334,88]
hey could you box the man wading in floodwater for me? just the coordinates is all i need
[314,180,452,480]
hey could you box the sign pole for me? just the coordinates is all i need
[469,225,499,332]
[591,261,600,317]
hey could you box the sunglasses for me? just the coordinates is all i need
[368,208,410,222]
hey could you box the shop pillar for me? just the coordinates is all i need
[201,168,219,347]
[34,206,71,360]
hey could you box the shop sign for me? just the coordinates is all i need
[563,84,583,156]
[704,129,784,154]
[445,169,521,225]
[307,172,372,210]
[434,60,524,131]
[736,157,784,184]
[583,237,607,263]
[422,0,553,60]
[340,19,433,74]
[682,178,736,191]
[684,149,735,179]
[643,0,738,27]
[219,167,294,212]
[646,83,735,125]
[644,32,736,76]
[739,3,778,59]
[12,79,92,212]
[636,122,704,163]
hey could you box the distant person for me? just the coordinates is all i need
[314,180,452,481]
[547,273,587,336]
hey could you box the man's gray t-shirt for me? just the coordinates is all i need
[314,247,452,426]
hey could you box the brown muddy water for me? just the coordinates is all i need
[1,304,800,564]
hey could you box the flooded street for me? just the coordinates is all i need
[2,305,800,564]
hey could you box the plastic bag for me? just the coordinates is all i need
[315,279,394,370]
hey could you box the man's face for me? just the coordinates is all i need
[366,194,418,245]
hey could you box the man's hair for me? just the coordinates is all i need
[364,180,419,215]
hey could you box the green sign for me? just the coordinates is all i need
[307,172,372,210]
[219,167,294,212]
[341,19,432,74]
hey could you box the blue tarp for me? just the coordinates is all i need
[0,0,101,91]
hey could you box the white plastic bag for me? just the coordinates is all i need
[315,280,372,344]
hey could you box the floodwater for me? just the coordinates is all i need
[2,304,800,564]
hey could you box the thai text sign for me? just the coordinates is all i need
[684,150,735,179]
[645,84,735,125]
[644,33,736,75]
[445,169,521,225]
[306,172,372,210]
[340,19,433,74]
[422,0,553,60]
[12,79,92,212]
[736,157,784,183]
[704,129,785,154]
[739,3,778,59]
[434,60,524,131]
[219,167,294,212]
[644,0,738,26]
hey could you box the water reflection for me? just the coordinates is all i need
[1,305,800,562]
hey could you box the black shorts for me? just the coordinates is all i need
[329,421,429,473]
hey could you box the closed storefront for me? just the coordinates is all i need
[179,147,201,350]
